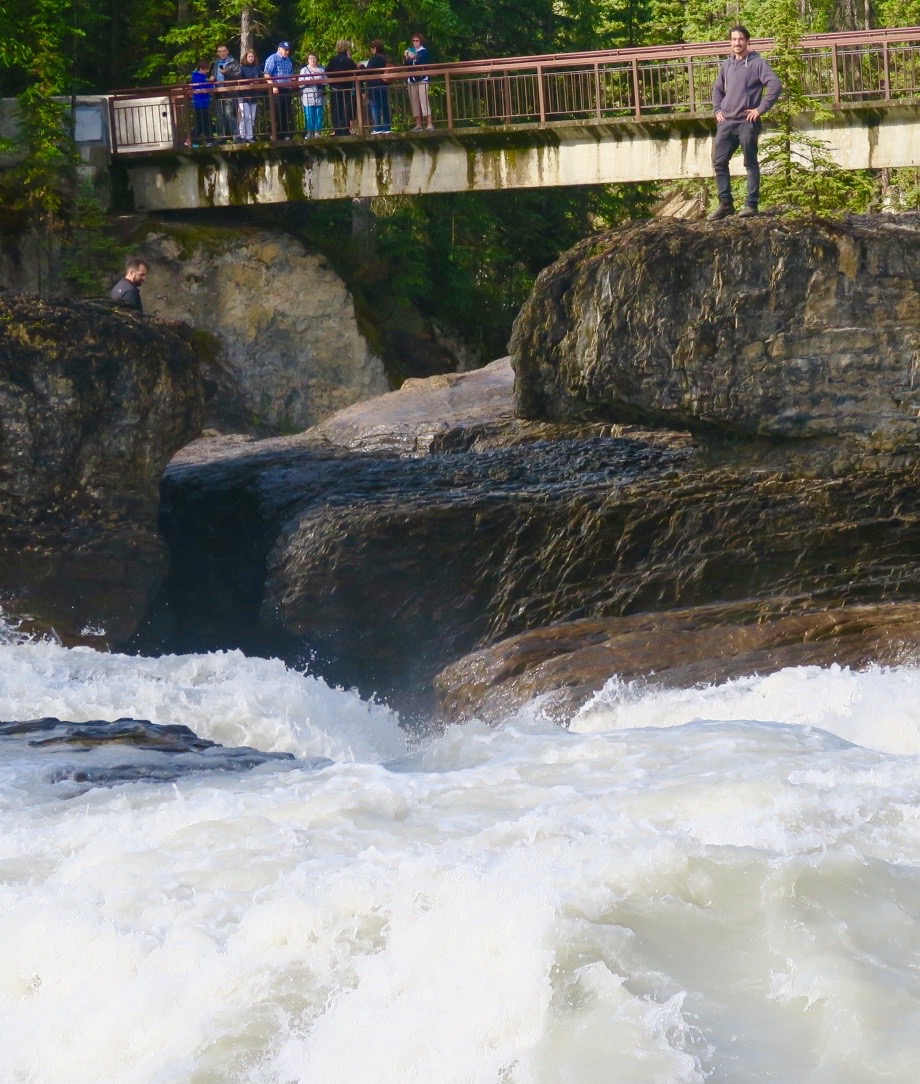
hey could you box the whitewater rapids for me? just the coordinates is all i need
[2,630,920,1083]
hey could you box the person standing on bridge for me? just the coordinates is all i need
[300,53,327,136]
[212,44,241,142]
[264,41,296,138]
[708,25,781,221]
[365,41,392,134]
[405,33,434,130]
[326,41,358,136]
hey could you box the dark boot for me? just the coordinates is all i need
[707,203,735,221]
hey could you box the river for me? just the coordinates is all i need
[2,620,920,1082]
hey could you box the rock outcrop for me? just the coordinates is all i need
[0,294,205,645]
[138,224,389,432]
[143,214,920,720]
[434,601,920,725]
[512,214,920,445]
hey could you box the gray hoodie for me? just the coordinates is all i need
[712,50,782,121]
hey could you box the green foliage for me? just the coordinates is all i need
[750,0,876,214]
[60,182,130,294]
[296,184,655,369]
[1,0,81,228]
[141,0,277,84]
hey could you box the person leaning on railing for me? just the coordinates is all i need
[264,41,296,138]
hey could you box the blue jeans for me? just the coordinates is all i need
[304,104,324,134]
[713,119,761,208]
[368,87,391,132]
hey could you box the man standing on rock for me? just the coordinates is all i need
[110,257,148,312]
[708,26,782,221]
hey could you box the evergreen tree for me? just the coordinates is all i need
[751,0,874,214]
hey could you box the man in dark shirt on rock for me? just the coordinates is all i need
[708,25,782,221]
[110,257,148,312]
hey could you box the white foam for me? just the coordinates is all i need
[570,663,920,753]
[3,641,920,1082]
[0,638,406,763]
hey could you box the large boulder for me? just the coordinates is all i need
[0,294,205,644]
[138,224,389,432]
[511,214,920,444]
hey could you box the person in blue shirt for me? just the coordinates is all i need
[264,41,296,138]
[189,59,213,146]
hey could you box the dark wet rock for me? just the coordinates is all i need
[0,716,308,790]
[0,294,206,646]
[142,430,691,705]
[511,214,920,444]
[143,215,920,716]
[144,420,920,715]
[434,600,920,724]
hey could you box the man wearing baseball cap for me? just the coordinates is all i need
[264,41,296,137]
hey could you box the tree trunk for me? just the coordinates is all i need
[240,7,254,58]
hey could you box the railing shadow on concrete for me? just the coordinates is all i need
[108,27,920,155]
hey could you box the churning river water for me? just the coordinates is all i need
[2,623,920,1083]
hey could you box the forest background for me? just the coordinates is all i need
[1,0,919,364]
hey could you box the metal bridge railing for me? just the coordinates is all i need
[108,26,920,155]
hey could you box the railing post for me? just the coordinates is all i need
[267,84,279,141]
[445,70,454,130]
[108,95,119,155]
[883,40,891,99]
[537,62,546,124]
[831,43,840,104]
[631,58,641,118]
[502,72,512,121]
[355,75,365,135]
[594,62,603,119]
[171,88,186,150]
[687,57,696,112]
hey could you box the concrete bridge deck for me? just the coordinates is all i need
[113,102,920,211]
[9,27,920,210]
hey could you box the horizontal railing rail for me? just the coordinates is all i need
[108,26,920,154]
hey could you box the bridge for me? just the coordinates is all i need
[90,28,920,209]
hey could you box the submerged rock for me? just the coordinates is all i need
[0,294,205,645]
[512,214,920,445]
[434,601,920,724]
[0,716,306,791]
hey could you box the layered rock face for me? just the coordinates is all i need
[146,215,920,720]
[139,225,389,431]
[0,294,205,644]
[512,214,920,444]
